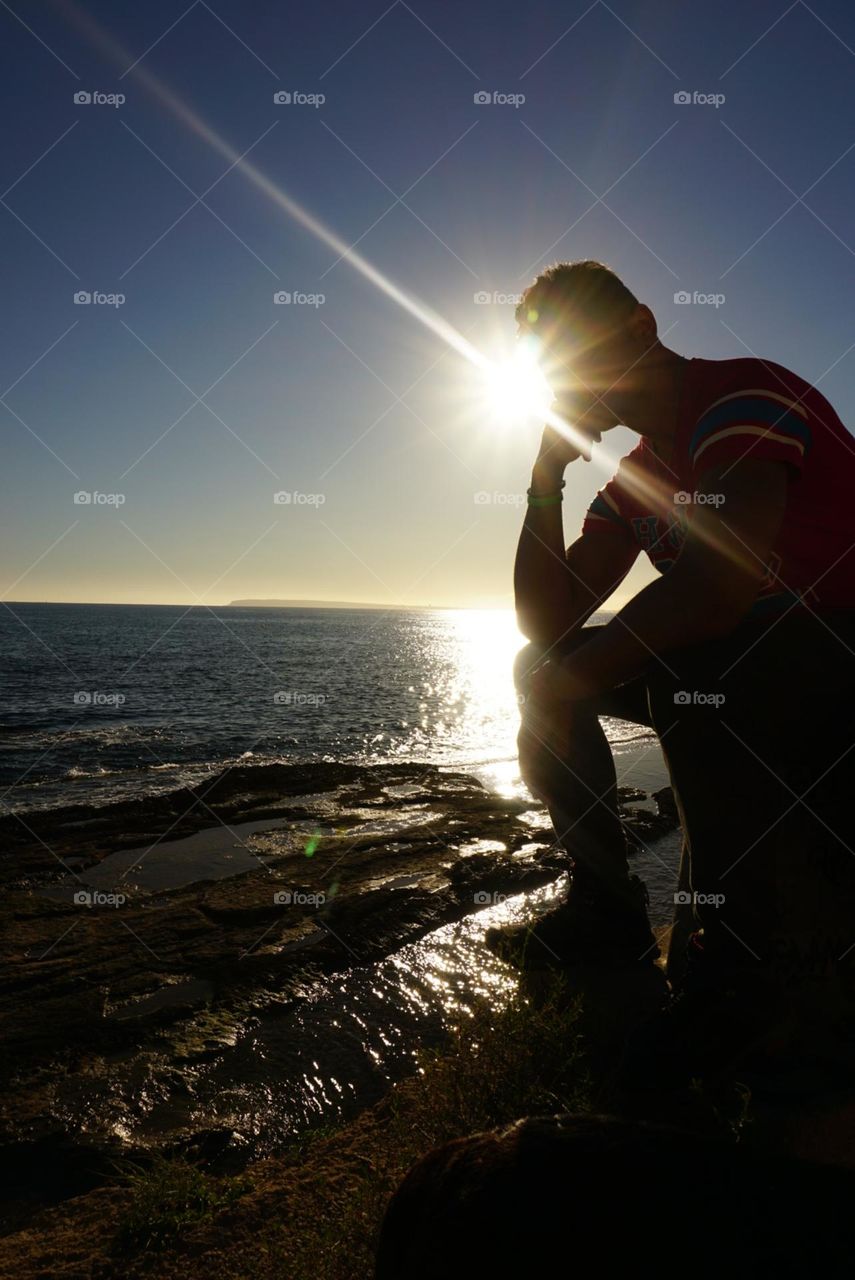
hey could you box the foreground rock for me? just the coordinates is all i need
[376,1113,855,1279]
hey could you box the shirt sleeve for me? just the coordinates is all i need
[581,473,635,541]
[688,386,812,479]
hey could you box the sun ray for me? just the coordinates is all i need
[59,0,614,470]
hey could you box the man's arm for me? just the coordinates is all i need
[515,428,638,646]
[550,457,790,698]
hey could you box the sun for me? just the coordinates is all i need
[482,340,554,426]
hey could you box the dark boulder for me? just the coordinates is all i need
[376,1112,855,1279]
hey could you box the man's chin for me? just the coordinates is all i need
[576,430,599,460]
[579,415,616,439]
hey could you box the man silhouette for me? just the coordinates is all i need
[486,261,855,1077]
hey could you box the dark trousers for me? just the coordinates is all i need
[514,609,855,988]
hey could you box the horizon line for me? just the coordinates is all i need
[1,598,517,611]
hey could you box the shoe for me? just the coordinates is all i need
[618,948,792,1090]
[484,874,658,972]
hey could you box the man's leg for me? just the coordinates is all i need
[488,629,657,967]
[514,628,656,895]
[621,610,855,1088]
[513,634,647,901]
[646,608,855,991]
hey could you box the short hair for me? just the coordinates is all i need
[515,260,640,349]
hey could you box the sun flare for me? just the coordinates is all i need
[482,342,554,425]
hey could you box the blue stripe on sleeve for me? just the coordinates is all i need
[689,397,812,458]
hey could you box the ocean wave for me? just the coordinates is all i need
[0,722,54,735]
[0,722,173,750]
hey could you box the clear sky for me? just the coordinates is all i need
[2,0,855,607]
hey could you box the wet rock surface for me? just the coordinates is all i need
[0,760,678,1227]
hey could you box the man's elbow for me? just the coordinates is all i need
[515,601,593,648]
[515,609,556,646]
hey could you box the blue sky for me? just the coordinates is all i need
[2,0,854,606]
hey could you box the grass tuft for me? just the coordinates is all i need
[113,1154,249,1255]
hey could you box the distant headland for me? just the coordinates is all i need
[228,599,453,610]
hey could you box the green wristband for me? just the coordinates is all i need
[527,491,563,507]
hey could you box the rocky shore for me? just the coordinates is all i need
[6,762,855,1277]
[0,759,679,1236]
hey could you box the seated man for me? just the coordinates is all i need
[486,261,855,1068]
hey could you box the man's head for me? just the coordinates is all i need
[516,260,662,438]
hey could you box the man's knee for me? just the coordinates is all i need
[513,642,549,696]
[513,632,591,697]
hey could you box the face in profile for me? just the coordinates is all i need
[540,307,652,441]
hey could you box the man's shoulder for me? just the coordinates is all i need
[688,355,813,415]
[684,355,822,476]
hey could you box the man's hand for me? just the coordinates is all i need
[535,404,594,474]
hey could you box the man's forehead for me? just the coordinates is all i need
[529,314,620,357]
[539,336,622,383]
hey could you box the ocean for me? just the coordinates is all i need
[1,603,665,815]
